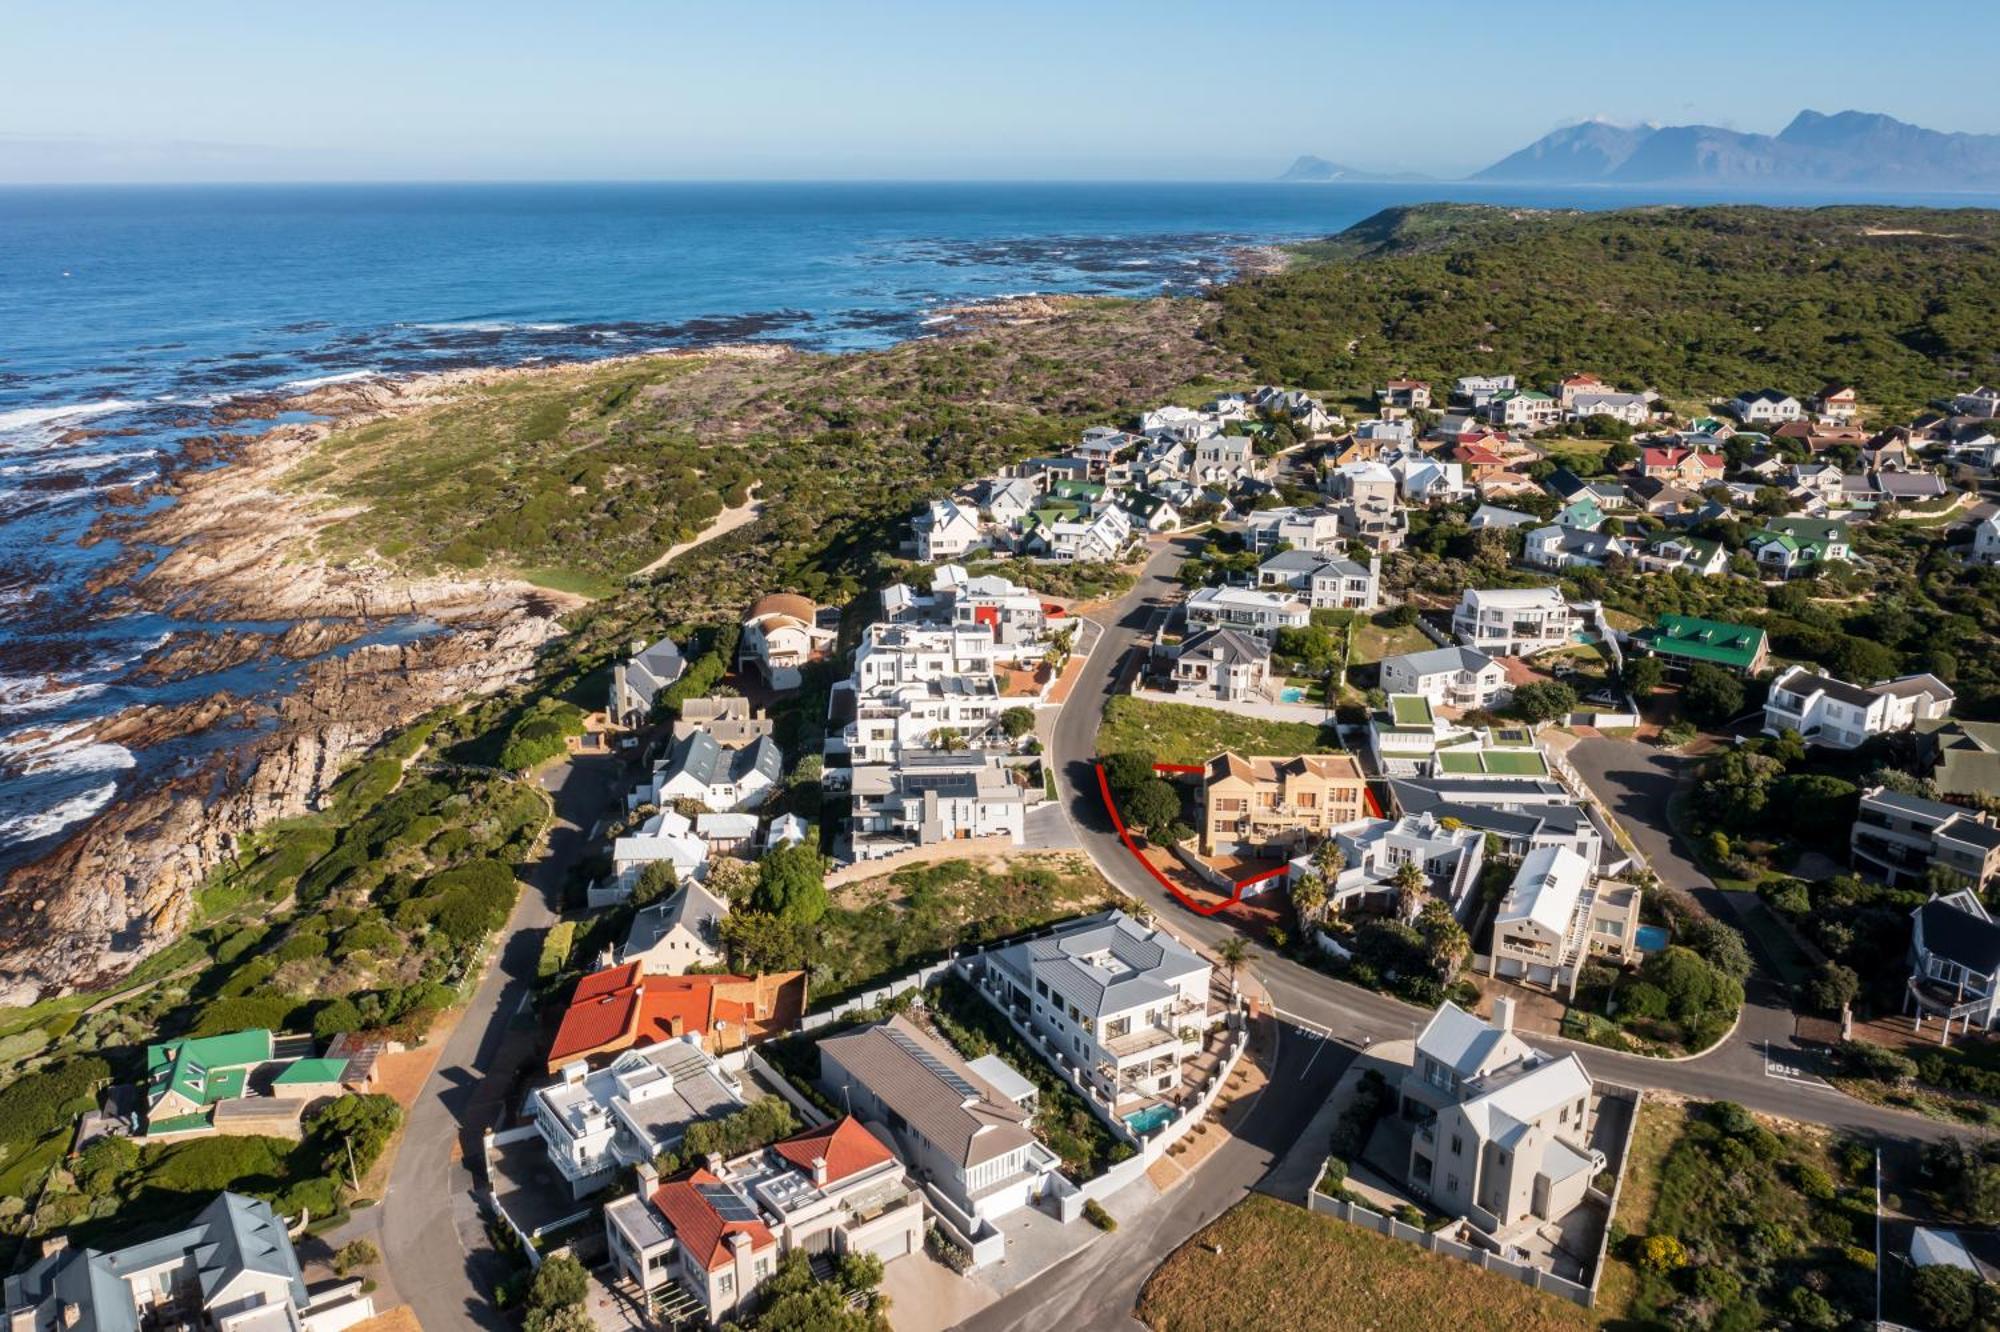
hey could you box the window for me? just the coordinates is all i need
[1450,1135,1462,1156]
[719,1273,734,1297]
[1445,1174,1459,1194]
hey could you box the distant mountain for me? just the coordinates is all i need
[1277,155,1430,183]
[1471,110,2000,190]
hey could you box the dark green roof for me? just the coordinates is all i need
[1640,614,1767,669]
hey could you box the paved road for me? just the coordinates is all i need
[381,753,621,1332]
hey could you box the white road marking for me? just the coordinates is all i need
[1762,1041,1832,1088]
[1274,1009,1330,1038]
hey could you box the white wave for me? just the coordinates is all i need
[0,399,141,439]
[283,369,380,391]
[0,449,157,477]
[407,320,571,333]
[0,726,136,779]
[0,780,119,846]
[919,315,954,326]
[0,679,109,718]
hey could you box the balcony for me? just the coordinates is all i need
[1101,1022,1183,1061]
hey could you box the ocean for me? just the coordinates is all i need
[2,178,1996,868]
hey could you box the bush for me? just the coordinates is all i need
[1083,1199,1117,1231]
[754,843,828,926]
[1838,1039,1917,1086]
[1510,681,1578,723]
[1683,664,1745,723]
[1910,1263,1981,1331]
[1638,1233,1688,1274]
[335,1239,379,1276]
[537,921,577,981]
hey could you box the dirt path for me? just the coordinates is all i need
[630,484,764,576]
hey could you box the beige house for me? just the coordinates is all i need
[740,593,836,691]
[1401,1000,1599,1239]
[1201,751,1368,857]
[1486,847,1640,998]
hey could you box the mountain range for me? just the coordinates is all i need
[1277,155,1431,183]
[1285,111,2000,190]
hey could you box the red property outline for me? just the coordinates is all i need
[1099,759,1387,916]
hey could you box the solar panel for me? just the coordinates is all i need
[697,1182,761,1225]
[887,1029,979,1099]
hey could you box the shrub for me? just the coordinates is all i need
[1638,1233,1689,1274]
[754,843,828,926]
[1083,1199,1117,1232]
[1838,1039,1917,1086]
[335,1239,380,1276]
[537,921,577,981]
[1910,1263,1980,1331]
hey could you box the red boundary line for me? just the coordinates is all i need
[1098,761,1287,916]
[1151,762,1204,774]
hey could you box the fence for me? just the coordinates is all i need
[1170,841,1237,893]
[1581,1084,1645,1307]
[745,1049,832,1127]
[826,835,1021,887]
[1306,1189,1595,1308]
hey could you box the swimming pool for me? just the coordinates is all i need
[1279,686,1307,703]
[1124,1104,1177,1135]
[1635,924,1670,952]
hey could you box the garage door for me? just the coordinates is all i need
[863,1229,911,1262]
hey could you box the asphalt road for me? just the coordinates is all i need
[380,752,621,1332]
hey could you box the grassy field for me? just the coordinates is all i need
[1593,1098,1689,1321]
[1137,1194,1597,1332]
[1348,617,1433,665]
[1097,694,1338,765]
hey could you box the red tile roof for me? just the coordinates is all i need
[651,1169,777,1271]
[770,1116,895,1186]
[547,966,809,1070]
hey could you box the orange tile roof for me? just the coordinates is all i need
[547,966,809,1070]
[770,1115,894,1185]
[651,1169,777,1271]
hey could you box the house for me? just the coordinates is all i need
[1378,645,1510,711]
[1875,470,1949,505]
[1139,405,1214,438]
[1184,585,1309,639]
[912,498,985,562]
[1450,587,1575,657]
[1903,890,2000,1039]
[1401,1000,1597,1238]
[1729,388,1805,424]
[3,1193,368,1332]
[849,753,1028,859]
[1454,374,1516,408]
[1747,517,1851,576]
[1353,417,1416,450]
[972,475,1042,526]
[1762,666,1954,749]
[1813,383,1863,424]
[1521,524,1633,571]
[604,1117,925,1323]
[1292,811,1487,919]
[1392,786,1604,869]
[623,881,733,975]
[975,911,1215,1118]
[1627,480,1698,517]
[611,638,687,728]
[145,1029,275,1128]
[531,1037,746,1198]
[649,731,783,812]
[1851,788,2000,894]
[1629,614,1769,678]
[673,696,775,748]
[817,1015,1063,1227]
[1075,426,1140,476]
[1485,389,1561,432]
[611,808,709,892]
[1026,505,1133,562]
[1191,433,1262,483]
[1638,446,1725,485]
[740,594,837,691]
[1201,751,1369,856]
[545,963,807,1070]
[1571,391,1651,426]
[1118,490,1181,532]
[1167,627,1274,704]
[1378,379,1432,411]
[1637,533,1728,576]
[935,569,1054,648]
[1468,504,1540,530]
[1244,504,1347,554]
[1368,694,1462,778]
[1553,373,1607,410]
[1921,717,2000,802]
[1392,457,1467,504]
[1256,550,1380,611]
[1950,386,2000,419]
[1486,848,1640,998]
[1334,498,1410,553]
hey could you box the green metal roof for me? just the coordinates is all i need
[143,1112,214,1136]
[1640,614,1768,669]
[146,1028,273,1075]
[272,1058,348,1085]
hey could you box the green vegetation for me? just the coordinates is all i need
[1138,1193,1597,1332]
[1607,1099,1875,1331]
[653,1097,798,1176]
[730,1250,887,1332]
[1097,694,1337,766]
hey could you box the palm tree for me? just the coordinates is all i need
[1392,859,1428,921]
[1216,936,1249,987]
[1289,871,1327,930]
[1312,838,1346,884]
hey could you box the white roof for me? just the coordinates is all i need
[1461,1053,1593,1149]
[1188,585,1305,613]
[1414,1001,1531,1081]
[964,1054,1039,1106]
[1495,846,1590,936]
[1911,1226,1980,1272]
[1462,586,1567,611]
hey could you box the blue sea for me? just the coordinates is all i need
[2,178,1996,866]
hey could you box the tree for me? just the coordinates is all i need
[755,843,828,927]
[1510,681,1578,723]
[999,707,1037,740]
[1415,901,1469,977]
[1682,918,1752,985]
[1289,872,1327,928]
[1806,962,1860,1015]
[304,1094,402,1184]
[1312,838,1346,884]
[526,1254,588,1317]
[1909,1264,1979,1332]
[1216,937,1249,984]
[1392,860,1428,920]
[631,859,678,908]
[1121,778,1183,841]
[1683,663,1745,723]
[1622,655,1665,698]
[719,910,809,972]
[1775,773,1859,844]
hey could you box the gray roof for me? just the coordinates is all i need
[1390,776,1571,811]
[1257,549,1326,574]
[667,730,783,790]
[1775,670,1878,709]
[989,913,1208,1022]
[1421,799,1591,842]
[1917,897,2000,973]
[7,1194,308,1332]
[1177,626,1270,667]
[1415,1002,1518,1081]
[818,1016,1034,1168]
[625,880,732,958]
[1383,645,1495,677]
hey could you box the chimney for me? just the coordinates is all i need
[668,1015,685,1039]
[1840,1003,1854,1042]
[1492,996,1516,1034]
[561,1060,587,1087]
[730,1230,756,1305]
[810,1156,829,1188]
[636,1161,658,1192]
[40,1236,67,1257]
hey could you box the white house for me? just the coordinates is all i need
[531,1038,746,1198]
[1379,645,1510,710]
[622,880,731,974]
[1951,386,2000,419]
[913,498,985,562]
[1291,811,1488,920]
[649,732,783,812]
[740,593,836,691]
[1485,389,1561,431]
[1167,626,1274,704]
[610,637,686,728]
[1256,550,1380,610]
[1029,505,1132,562]
[1450,587,1575,657]
[1906,889,2000,1038]
[1184,585,1309,639]
[1569,391,1651,425]
[1487,847,1639,997]
[1191,433,1261,483]
[849,753,1028,859]
[1521,524,1635,571]
[1728,388,1804,424]
[1762,666,1956,750]
[1454,374,1516,408]
[1469,504,1540,530]
[611,809,710,893]
[839,622,1012,763]
[1392,456,1467,503]
[1974,512,2000,565]
[1244,504,1347,554]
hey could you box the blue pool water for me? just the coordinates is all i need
[1125,1104,1177,1135]
[1635,925,1671,953]
[1279,686,1307,703]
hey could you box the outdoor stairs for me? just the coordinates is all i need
[1558,888,1596,968]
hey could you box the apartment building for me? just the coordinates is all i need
[1762,666,1954,749]
[603,1116,925,1324]
[1851,788,2000,892]
[1401,1000,1598,1238]
[530,1038,746,1199]
[1183,585,1310,640]
[977,911,1215,1118]
[849,753,1028,859]
[1201,751,1369,856]
[839,623,1010,763]
[1378,645,1509,711]
[1450,587,1575,657]
[1487,847,1640,998]
[937,569,1052,647]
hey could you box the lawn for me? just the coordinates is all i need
[1137,1194,1597,1332]
[1097,694,1337,766]
[1348,617,1434,665]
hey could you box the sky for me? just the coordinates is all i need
[3,0,1993,184]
